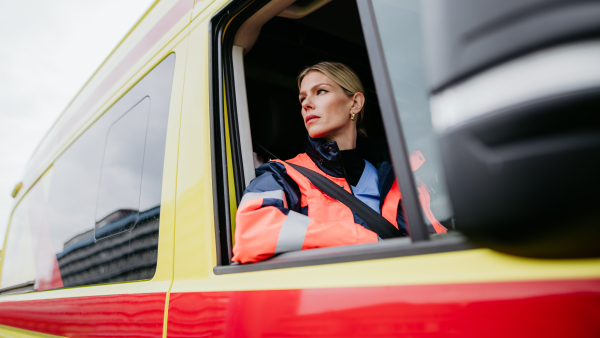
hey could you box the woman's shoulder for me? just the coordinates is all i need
[261,153,312,168]
[255,152,308,176]
[253,153,317,188]
[283,152,314,166]
[248,157,305,200]
[255,160,287,177]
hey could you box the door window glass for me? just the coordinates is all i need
[0,54,175,291]
[95,97,150,239]
[0,200,36,289]
[370,0,454,232]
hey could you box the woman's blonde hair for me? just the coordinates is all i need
[297,61,367,136]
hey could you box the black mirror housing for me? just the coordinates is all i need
[439,89,600,258]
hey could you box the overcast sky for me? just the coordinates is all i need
[0,0,155,248]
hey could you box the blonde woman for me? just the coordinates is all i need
[232,62,408,264]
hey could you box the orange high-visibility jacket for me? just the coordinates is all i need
[232,137,445,264]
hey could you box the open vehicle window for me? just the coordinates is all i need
[210,0,467,273]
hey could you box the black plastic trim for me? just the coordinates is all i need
[0,280,35,295]
[422,0,600,94]
[222,0,273,204]
[356,0,430,241]
[440,87,600,258]
[210,0,272,265]
[209,3,234,265]
[214,235,474,274]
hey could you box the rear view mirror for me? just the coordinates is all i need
[422,0,600,258]
[432,42,600,258]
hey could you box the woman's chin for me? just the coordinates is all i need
[306,124,330,138]
[308,130,328,139]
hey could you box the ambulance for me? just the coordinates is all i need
[1,0,599,337]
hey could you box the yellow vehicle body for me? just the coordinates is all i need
[0,0,598,337]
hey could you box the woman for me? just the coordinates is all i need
[232,62,436,264]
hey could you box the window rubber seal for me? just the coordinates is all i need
[214,235,474,275]
[209,0,273,265]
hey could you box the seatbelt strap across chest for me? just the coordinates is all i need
[286,162,403,239]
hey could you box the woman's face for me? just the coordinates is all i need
[299,71,357,141]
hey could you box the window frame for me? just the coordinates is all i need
[209,0,468,274]
[209,0,272,266]
[355,0,430,241]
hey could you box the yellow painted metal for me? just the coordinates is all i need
[0,196,35,289]
[222,87,238,244]
[2,3,599,338]
[174,4,221,284]
[0,1,194,337]
[17,0,194,210]
[172,248,600,293]
[167,0,596,299]
[0,0,192,303]
[171,0,230,286]
[10,182,22,199]
[192,0,217,21]
[0,165,55,289]
[169,1,600,297]
[0,324,65,338]
[152,34,191,287]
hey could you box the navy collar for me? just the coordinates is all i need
[304,136,391,178]
[305,137,344,177]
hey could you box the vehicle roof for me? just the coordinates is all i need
[18,0,193,201]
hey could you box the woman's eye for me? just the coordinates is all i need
[317,89,328,95]
[299,97,305,103]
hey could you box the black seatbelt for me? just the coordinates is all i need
[256,144,403,239]
[286,162,403,239]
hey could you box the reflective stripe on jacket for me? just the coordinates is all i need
[232,137,408,264]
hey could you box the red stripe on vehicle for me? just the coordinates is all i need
[0,292,165,338]
[167,279,600,338]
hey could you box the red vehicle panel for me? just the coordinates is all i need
[167,279,600,338]
[0,293,166,338]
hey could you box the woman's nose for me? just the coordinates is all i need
[302,97,314,111]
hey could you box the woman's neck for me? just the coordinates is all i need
[326,128,357,150]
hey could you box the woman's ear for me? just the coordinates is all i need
[351,92,365,113]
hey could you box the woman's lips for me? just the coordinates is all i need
[305,115,320,124]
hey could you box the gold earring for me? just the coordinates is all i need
[350,112,356,121]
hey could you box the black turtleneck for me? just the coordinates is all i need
[340,148,365,187]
